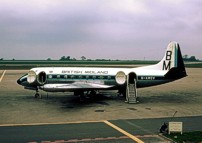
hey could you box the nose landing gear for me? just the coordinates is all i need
[35,89,41,98]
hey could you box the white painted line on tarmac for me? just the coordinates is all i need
[103,120,144,143]
[0,70,6,82]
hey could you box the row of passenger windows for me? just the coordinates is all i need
[48,75,114,80]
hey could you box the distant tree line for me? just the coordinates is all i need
[183,55,199,61]
[0,58,15,61]
[58,56,116,61]
[59,56,76,61]
[57,56,88,61]
[1,55,199,61]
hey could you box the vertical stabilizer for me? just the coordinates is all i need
[158,42,182,70]
[144,41,187,79]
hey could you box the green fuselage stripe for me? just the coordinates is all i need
[45,74,166,81]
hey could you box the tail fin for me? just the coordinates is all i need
[147,41,187,79]
[163,41,187,79]
[158,41,185,70]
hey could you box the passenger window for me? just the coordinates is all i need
[99,76,104,79]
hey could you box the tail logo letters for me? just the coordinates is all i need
[163,51,172,70]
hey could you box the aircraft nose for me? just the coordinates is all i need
[17,74,28,85]
[17,78,22,85]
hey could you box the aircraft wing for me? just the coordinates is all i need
[41,81,114,92]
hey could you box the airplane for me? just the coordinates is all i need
[17,41,187,103]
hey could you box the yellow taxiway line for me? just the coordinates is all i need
[0,120,103,127]
[0,70,6,82]
[0,120,144,143]
[103,120,144,143]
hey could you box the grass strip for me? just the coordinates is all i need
[165,131,202,143]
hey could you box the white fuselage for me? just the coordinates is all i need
[22,66,170,92]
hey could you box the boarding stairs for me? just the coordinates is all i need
[126,80,138,103]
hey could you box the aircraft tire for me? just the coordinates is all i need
[35,93,40,98]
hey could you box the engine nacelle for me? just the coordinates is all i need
[115,71,126,85]
[27,70,47,86]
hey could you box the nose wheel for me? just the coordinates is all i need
[35,89,41,98]
[35,93,40,98]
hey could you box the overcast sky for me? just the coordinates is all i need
[0,0,202,60]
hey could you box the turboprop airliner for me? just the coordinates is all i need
[17,41,187,103]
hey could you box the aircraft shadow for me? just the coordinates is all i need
[21,92,125,110]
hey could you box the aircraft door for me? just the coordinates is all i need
[128,72,137,84]
[37,71,47,85]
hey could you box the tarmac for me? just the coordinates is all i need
[0,68,202,143]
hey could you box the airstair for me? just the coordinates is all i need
[126,77,138,103]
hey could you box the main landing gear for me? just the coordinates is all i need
[75,90,97,101]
